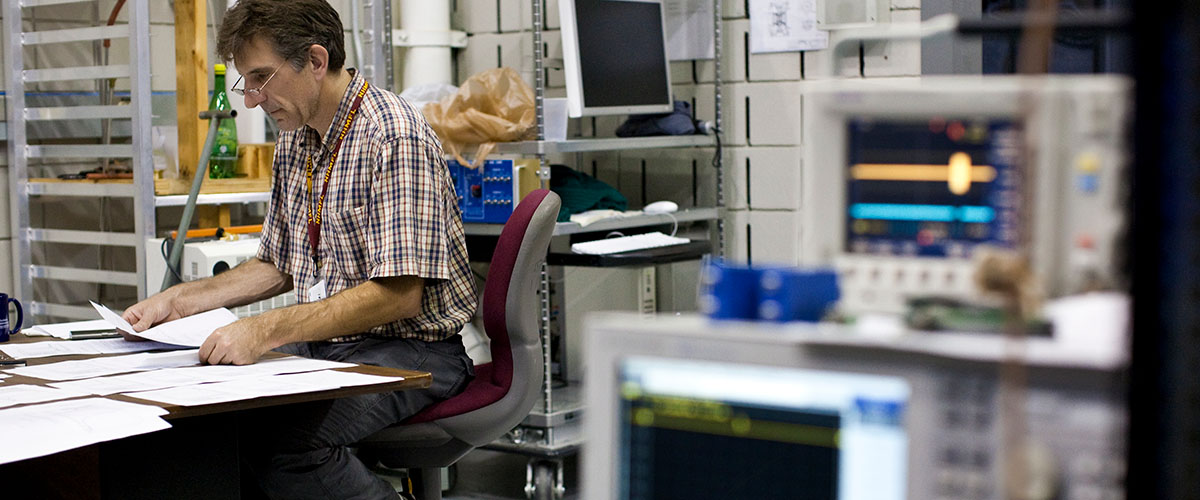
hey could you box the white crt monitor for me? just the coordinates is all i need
[800,76,1132,315]
[559,0,674,118]
[581,313,1128,500]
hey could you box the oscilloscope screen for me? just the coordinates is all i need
[615,358,908,500]
[844,117,1023,258]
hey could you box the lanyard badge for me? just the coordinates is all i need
[305,80,369,281]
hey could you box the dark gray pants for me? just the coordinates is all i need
[240,335,474,500]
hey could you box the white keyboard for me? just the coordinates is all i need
[570,232,690,255]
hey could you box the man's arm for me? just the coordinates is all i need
[198,275,424,365]
[122,257,293,333]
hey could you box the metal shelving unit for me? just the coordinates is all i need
[464,208,719,237]
[4,0,155,321]
[154,191,272,207]
[363,2,724,498]
[490,129,716,155]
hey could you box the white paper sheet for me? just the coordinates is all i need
[664,0,715,60]
[749,0,829,53]
[91,302,238,347]
[49,356,355,396]
[0,384,90,408]
[128,369,405,407]
[0,397,170,465]
[0,338,187,360]
[4,350,202,381]
[24,319,114,339]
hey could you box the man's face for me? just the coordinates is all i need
[233,37,318,132]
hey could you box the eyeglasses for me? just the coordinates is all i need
[230,60,286,98]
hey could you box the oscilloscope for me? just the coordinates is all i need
[801,76,1132,315]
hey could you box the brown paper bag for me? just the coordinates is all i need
[423,67,537,169]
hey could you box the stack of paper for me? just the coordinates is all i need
[0,398,170,465]
[3,350,202,381]
[0,338,187,360]
[128,369,406,406]
[23,319,114,339]
[90,302,238,347]
[48,356,355,396]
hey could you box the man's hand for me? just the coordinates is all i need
[120,291,187,341]
[199,315,273,365]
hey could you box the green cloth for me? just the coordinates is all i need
[549,164,627,222]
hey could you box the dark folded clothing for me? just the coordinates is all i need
[549,164,628,222]
[615,100,696,137]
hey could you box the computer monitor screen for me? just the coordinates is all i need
[616,357,909,500]
[844,117,1022,258]
[559,0,674,117]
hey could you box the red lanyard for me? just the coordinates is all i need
[306,80,369,273]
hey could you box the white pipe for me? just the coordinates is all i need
[399,0,453,89]
[349,0,365,71]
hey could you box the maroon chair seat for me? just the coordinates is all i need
[357,189,560,500]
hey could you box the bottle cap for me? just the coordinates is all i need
[214,63,226,75]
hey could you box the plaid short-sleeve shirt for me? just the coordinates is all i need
[257,71,476,343]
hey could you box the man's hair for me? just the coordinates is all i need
[216,0,345,72]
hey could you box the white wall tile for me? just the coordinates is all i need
[499,0,524,33]
[456,0,500,34]
[150,24,177,92]
[802,30,864,80]
[740,147,802,210]
[670,61,695,85]
[455,32,525,83]
[725,0,748,19]
[862,9,922,77]
[748,210,801,266]
[616,154,646,207]
[694,147,720,208]
[0,241,12,298]
[0,167,9,240]
[581,152,622,194]
[633,148,707,208]
[696,20,747,84]
[547,0,561,30]
[749,50,803,82]
[724,147,749,211]
[728,82,803,146]
[699,19,803,82]
[543,29,565,88]
[724,209,751,264]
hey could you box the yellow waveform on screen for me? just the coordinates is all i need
[851,154,997,196]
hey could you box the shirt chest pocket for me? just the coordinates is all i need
[324,206,370,279]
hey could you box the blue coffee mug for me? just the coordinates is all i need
[0,293,24,343]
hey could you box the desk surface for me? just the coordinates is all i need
[0,335,433,419]
[0,335,434,499]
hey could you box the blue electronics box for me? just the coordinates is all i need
[447,157,540,224]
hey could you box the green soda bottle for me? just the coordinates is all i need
[208,63,238,179]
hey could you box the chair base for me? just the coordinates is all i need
[407,467,443,500]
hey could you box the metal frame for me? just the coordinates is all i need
[360,2,725,496]
[4,0,155,321]
[361,0,396,90]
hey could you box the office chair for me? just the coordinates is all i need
[357,189,560,500]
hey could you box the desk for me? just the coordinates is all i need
[0,336,432,499]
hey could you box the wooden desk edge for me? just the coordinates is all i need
[116,365,433,420]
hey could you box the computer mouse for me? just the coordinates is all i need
[643,200,679,214]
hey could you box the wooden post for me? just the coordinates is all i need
[175,0,208,182]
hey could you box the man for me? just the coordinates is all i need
[120,0,477,497]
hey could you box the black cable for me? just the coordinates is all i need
[160,238,184,284]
